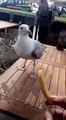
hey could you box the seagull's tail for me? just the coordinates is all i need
[42,44,47,53]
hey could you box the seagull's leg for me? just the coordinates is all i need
[33,59,35,68]
[16,59,27,71]
[32,59,36,74]
[30,59,35,74]
[28,60,37,80]
[22,59,27,68]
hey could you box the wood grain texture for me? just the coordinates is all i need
[0,20,17,29]
[0,45,66,119]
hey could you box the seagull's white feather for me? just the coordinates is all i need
[12,24,44,60]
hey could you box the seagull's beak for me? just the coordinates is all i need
[27,30,32,35]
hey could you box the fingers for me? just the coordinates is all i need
[33,106,66,120]
[49,105,64,116]
[63,110,66,120]
[49,105,66,120]
[45,96,66,109]
[44,110,53,120]
[33,111,53,120]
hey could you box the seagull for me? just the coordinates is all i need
[12,24,44,77]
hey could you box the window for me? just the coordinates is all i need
[7,0,14,4]
[15,0,18,4]
[19,0,21,4]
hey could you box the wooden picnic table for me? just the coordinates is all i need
[0,20,18,29]
[0,45,66,120]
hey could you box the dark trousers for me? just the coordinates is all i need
[38,26,48,44]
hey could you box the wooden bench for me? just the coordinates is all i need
[0,20,17,29]
[0,45,66,120]
[0,20,18,34]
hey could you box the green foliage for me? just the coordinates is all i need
[55,16,66,22]
[0,7,36,16]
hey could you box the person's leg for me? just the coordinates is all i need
[38,26,48,44]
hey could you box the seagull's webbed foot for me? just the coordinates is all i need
[28,70,37,80]
[16,60,27,71]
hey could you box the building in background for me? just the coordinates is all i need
[47,0,54,8]
[0,0,7,4]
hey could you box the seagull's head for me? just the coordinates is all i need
[18,24,32,36]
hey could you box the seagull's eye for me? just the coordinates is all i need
[21,27,23,29]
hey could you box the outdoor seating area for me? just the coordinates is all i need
[0,20,18,29]
[0,20,18,34]
[0,0,66,120]
[0,45,66,119]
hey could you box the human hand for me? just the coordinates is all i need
[33,105,66,120]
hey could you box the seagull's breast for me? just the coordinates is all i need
[13,36,34,59]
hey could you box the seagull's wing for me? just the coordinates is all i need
[31,40,44,59]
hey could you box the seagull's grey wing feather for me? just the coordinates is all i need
[31,41,44,59]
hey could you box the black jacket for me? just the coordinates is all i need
[37,9,53,28]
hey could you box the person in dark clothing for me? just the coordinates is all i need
[37,0,53,44]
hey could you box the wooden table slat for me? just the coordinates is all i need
[7,61,35,99]
[57,68,65,96]
[0,45,65,119]
[49,67,59,95]
[26,62,43,106]
[51,48,58,62]
[46,47,55,61]
[41,45,51,60]
[60,50,66,65]
[0,60,32,96]
[56,51,61,64]
[0,58,25,82]
[0,20,17,29]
